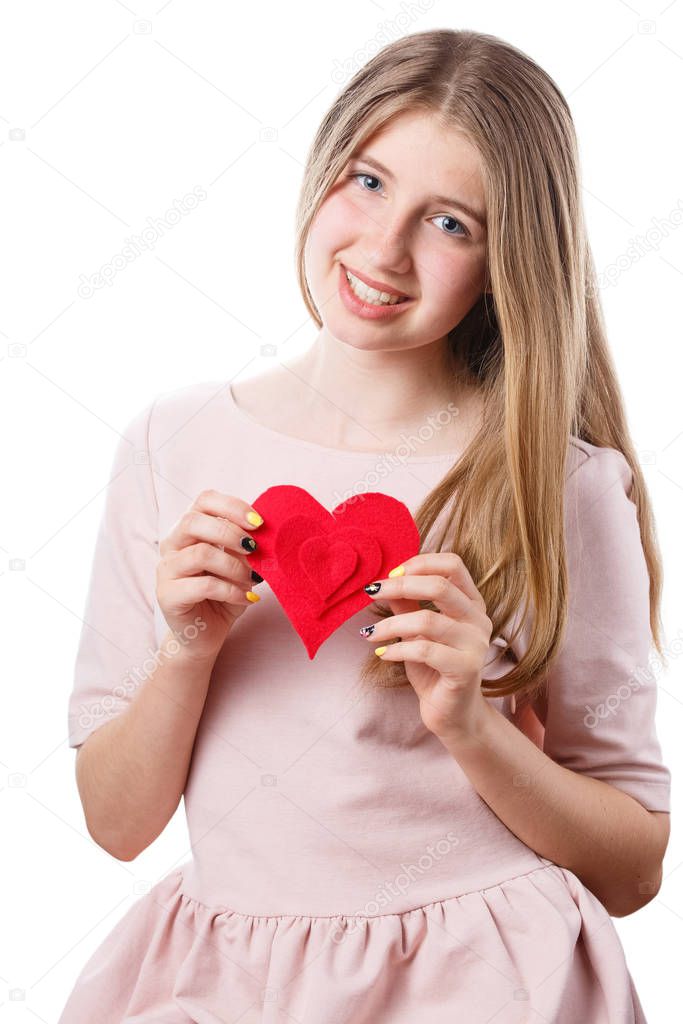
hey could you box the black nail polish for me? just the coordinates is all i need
[364,582,381,595]
[359,624,375,637]
[251,570,264,584]
[241,536,257,552]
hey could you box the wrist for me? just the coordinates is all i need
[432,694,498,752]
[160,628,222,669]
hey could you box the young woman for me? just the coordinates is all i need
[60,28,671,1023]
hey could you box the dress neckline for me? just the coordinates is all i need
[224,380,463,464]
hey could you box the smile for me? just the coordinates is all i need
[344,268,410,306]
[338,264,415,321]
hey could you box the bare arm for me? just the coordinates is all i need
[75,629,216,861]
[73,488,264,860]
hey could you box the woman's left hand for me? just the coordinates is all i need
[359,553,494,742]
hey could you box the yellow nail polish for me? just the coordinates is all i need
[245,591,260,602]
[388,564,405,578]
[374,646,387,656]
[246,511,264,527]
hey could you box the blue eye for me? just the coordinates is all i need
[349,171,383,193]
[431,215,467,238]
[347,171,468,238]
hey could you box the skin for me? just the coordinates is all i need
[232,107,490,454]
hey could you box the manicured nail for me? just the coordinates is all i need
[374,646,387,656]
[359,624,375,637]
[251,570,264,584]
[364,582,381,595]
[246,510,264,527]
[388,564,405,578]
[245,591,260,602]
[241,536,257,552]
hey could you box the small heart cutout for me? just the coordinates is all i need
[299,536,359,602]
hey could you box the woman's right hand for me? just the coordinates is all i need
[156,489,264,664]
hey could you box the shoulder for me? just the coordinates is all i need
[565,435,634,502]
[130,379,229,443]
[148,378,228,421]
[563,436,640,553]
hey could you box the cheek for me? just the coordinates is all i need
[420,247,486,310]
[306,193,358,256]
[304,193,368,301]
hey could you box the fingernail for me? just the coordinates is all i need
[246,510,264,527]
[251,570,264,584]
[364,582,381,595]
[388,564,405,577]
[374,646,387,656]
[241,536,257,552]
[245,591,260,602]
[359,624,375,637]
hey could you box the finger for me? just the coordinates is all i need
[386,553,485,609]
[192,489,264,532]
[164,508,259,558]
[360,609,486,654]
[164,542,254,589]
[374,638,481,679]
[161,575,255,614]
[383,595,421,619]
[365,574,474,622]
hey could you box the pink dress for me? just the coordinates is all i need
[59,379,671,1024]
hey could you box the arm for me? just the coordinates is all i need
[365,450,670,916]
[440,700,670,917]
[76,629,214,861]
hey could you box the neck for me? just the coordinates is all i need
[283,328,474,448]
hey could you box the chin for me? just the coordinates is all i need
[324,319,396,350]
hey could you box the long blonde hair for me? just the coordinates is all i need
[293,28,665,707]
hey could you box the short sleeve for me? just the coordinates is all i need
[522,448,671,812]
[66,398,160,750]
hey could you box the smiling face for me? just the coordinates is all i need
[304,108,489,352]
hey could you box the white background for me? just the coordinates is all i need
[1,0,682,1020]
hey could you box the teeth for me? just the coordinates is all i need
[346,270,407,306]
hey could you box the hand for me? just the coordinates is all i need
[157,489,264,663]
[359,553,494,742]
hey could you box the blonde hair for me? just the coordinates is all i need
[293,28,665,708]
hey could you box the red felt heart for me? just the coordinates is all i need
[247,485,421,658]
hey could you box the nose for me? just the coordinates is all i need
[362,224,412,279]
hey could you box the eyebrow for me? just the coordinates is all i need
[352,152,487,229]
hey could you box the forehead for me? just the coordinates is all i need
[352,110,485,201]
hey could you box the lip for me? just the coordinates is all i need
[342,263,412,299]
[338,264,415,321]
